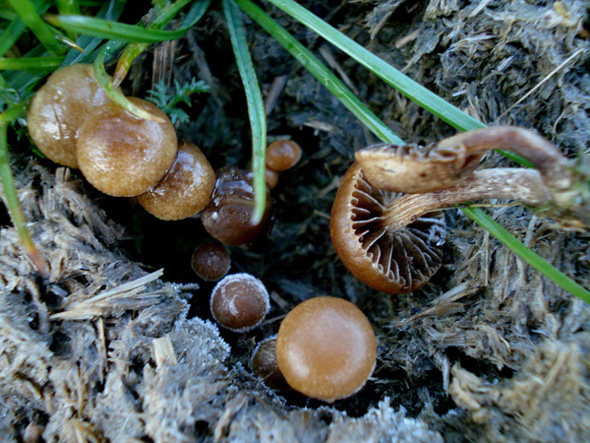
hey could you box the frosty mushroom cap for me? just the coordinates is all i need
[76,97,178,197]
[210,273,270,332]
[276,296,376,403]
[26,63,117,168]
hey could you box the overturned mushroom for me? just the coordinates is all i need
[355,126,572,194]
[332,126,587,294]
[330,162,446,294]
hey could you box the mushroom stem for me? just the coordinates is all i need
[383,168,551,230]
[436,126,572,191]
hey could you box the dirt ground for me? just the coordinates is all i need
[1,0,590,442]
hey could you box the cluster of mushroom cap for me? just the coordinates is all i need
[26,63,216,221]
[331,126,589,295]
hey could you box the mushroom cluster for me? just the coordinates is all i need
[331,126,588,294]
[27,63,216,222]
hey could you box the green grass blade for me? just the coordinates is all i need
[0,18,28,57]
[7,0,65,54]
[47,14,189,42]
[235,0,403,145]
[463,207,590,303]
[0,56,63,71]
[0,109,49,277]
[223,0,267,224]
[48,0,211,44]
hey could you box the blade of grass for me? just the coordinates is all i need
[0,56,63,71]
[0,104,49,277]
[244,0,590,302]
[234,0,403,145]
[93,41,165,122]
[462,207,590,303]
[48,0,211,44]
[223,0,266,224]
[7,0,65,55]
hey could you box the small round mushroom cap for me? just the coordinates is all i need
[251,335,289,391]
[191,242,230,281]
[276,296,376,403]
[26,63,118,168]
[77,97,177,197]
[355,141,484,193]
[266,140,302,171]
[137,141,215,220]
[330,162,446,294]
[201,167,272,245]
[210,273,270,332]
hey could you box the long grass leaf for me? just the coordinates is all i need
[223,0,267,224]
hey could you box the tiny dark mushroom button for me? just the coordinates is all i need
[251,335,289,391]
[137,141,215,220]
[265,140,302,172]
[77,97,177,197]
[191,242,230,282]
[276,296,376,403]
[210,273,270,332]
[27,63,119,169]
[330,162,446,295]
[201,167,272,246]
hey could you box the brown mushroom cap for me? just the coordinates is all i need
[76,97,178,197]
[201,167,272,245]
[26,63,118,168]
[191,242,231,281]
[266,140,302,172]
[137,141,215,220]
[210,273,270,332]
[330,162,446,294]
[276,296,376,403]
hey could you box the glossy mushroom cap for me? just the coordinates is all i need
[77,97,178,197]
[276,296,376,403]
[27,63,118,168]
[330,162,446,294]
[137,141,215,220]
[201,167,273,245]
[191,242,231,281]
[251,335,289,391]
[210,273,270,332]
[266,140,302,172]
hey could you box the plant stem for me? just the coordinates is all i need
[0,113,49,278]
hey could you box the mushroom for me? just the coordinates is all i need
[191,242,231,282]
[26,63,119,168]
[201,167,273,245]
[355,126,572,194]
[330,162,446,294]
[331,126,584,294]
[210,273,270,332]
[265,139,302,172]
[251,335,289,391]
[276,296,376,403]
[76,97,177,197]
[137,141,215,220]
